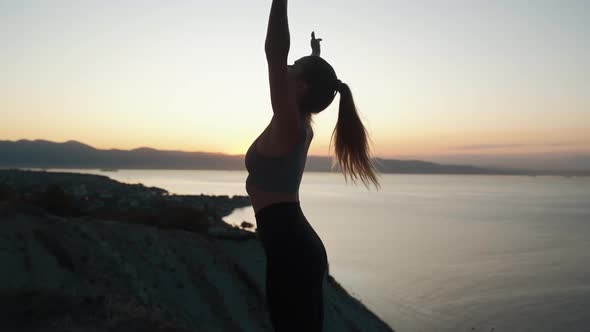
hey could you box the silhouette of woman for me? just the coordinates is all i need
[244,1,381,331]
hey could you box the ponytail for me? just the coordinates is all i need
[329,82,381,190]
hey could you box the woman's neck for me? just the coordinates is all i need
[301,112,312,127]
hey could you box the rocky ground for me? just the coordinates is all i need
[0,170,394,331]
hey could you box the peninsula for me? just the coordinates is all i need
[0,169,394,331]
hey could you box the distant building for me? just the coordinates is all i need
[71,184,88,197]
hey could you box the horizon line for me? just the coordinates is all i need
[3,138,590,159]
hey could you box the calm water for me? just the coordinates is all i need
[48,169,590,332]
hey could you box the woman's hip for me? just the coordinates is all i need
[255,201,328,268]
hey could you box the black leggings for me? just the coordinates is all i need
[255,201,329,332]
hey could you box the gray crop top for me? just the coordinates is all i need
[245,123,313,193]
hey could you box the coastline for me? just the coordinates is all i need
[0,169,394,331]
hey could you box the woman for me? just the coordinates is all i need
[244,1,381,331]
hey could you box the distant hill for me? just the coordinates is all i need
[0,139,586,176]
[0,139,245,171]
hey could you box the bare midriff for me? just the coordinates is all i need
[246,183,299,215]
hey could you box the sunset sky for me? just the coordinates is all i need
[1,1,589,169]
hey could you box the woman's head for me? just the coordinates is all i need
[288,55,339,114]
[290,55,381,190]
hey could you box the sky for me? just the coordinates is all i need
[1,0,589,170]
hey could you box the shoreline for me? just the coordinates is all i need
[5,167,590,178]
[6,166,590,178]
[0,169,395,331]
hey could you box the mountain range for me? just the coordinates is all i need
[1,139,587,176]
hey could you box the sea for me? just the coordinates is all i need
[45,169,590,332]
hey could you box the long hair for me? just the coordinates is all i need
[330,83,381,190]
[296,56,381,190]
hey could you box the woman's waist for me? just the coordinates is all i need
[246,183,299,213]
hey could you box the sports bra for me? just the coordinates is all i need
[245,122,313,193]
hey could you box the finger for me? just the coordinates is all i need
[312,31,316,39]
[317,38,323,42]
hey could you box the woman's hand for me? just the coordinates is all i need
[311,31,322,56]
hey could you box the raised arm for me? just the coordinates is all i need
[265,0,290,59]
[265,0,300,135]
